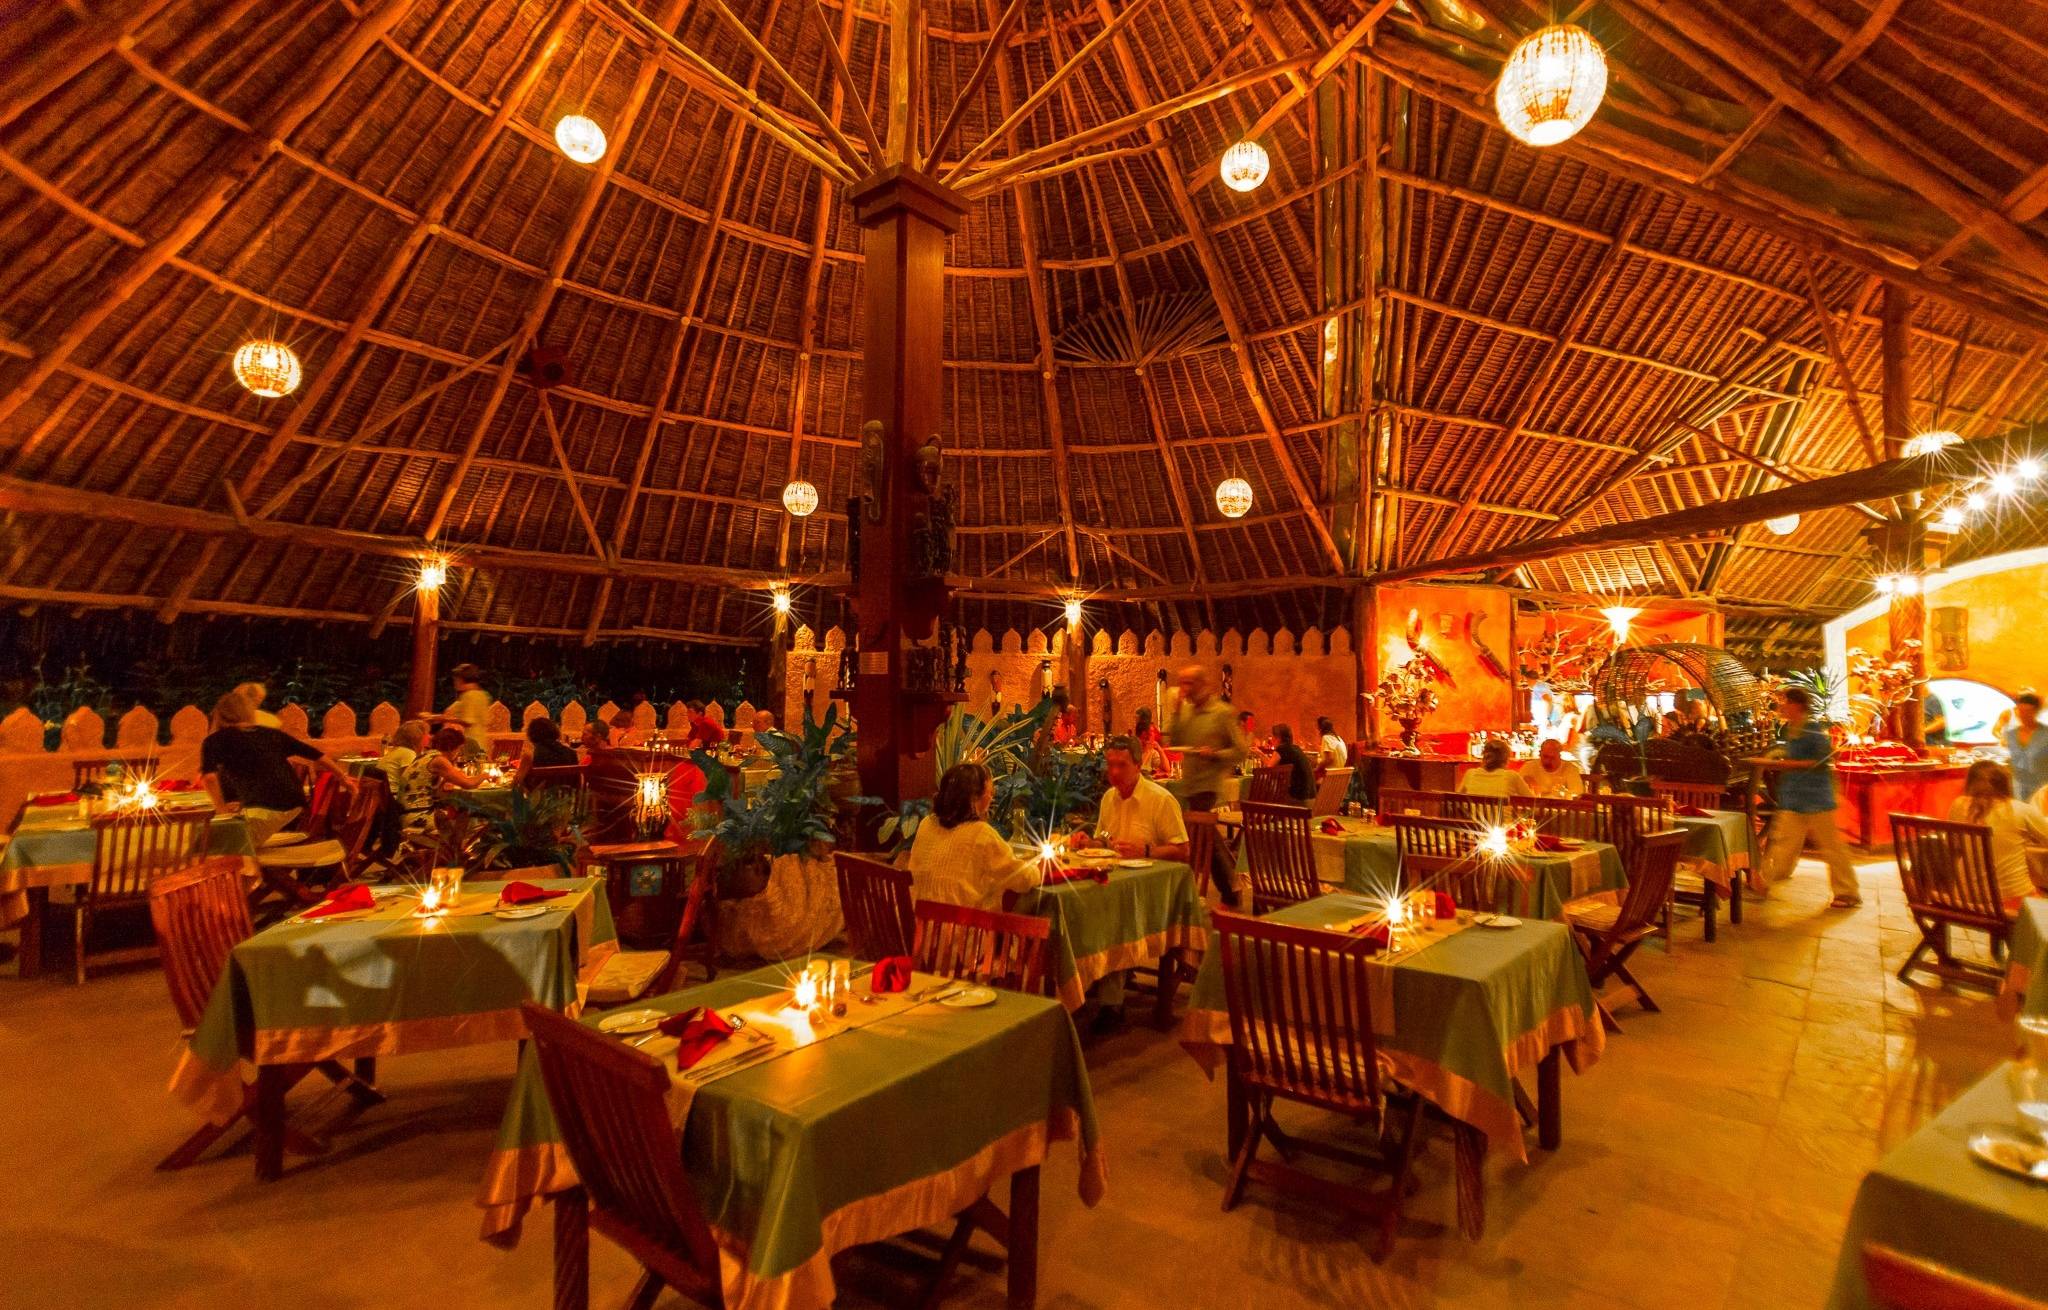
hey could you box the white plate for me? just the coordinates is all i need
[939,986,999,1009]
[494,905,549,920]
[1115,858,1152,868]
[1969,1128,2048,1183]
[597,1009,666,1035]
[1472,914,1522,929]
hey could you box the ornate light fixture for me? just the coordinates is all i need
[554,115,607,164]
[232,339,302,398]
[1990,470,2021,497]
[1903,430,1962,458]
[1601,606,1640,642]
[1063,597,1082,626]
[781,479,819,517]
[2019,458,2043,481]
[1494,24,1607,147]
[1214,476,1254,518]
[1765,514,1800,536]
[1219,140,1270,193]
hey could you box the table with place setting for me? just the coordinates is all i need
[477,958,1103,1310]
[1006,846,1209,1012]
[1177,890,1605,1237]
[2,788,258,977]
[170,872,616,1180]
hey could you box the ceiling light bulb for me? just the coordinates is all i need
[1966,491,1989,513]
[771,590,791,615]
[1063,598,1082,626]
[1991,471,2020,497]
[417,560,446,592]
[2017,458,2042,481]
[1220,140,1270,192]
[1495,24,1608,147]
[554,115,607,163]
[1936,506,1965,532]
[1903,431,1962,458]
[1765,514,1799,536]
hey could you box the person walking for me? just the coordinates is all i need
[1168,664,1248,905]
[2006,692,2048,804]
[1757,686,1863,908]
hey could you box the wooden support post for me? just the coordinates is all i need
[1067,612,1089,733]
[1354,583,1377,746]
[1880,283,1927,748]
[406,585,440,719]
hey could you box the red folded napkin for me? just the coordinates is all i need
[1435,891,1457,920]
[872,955,914,994]
[1319,817,1344,835]
[301,883,375,920]
[498,880,566,905]
[29,791,80,806]
[156,778,203,792]
[1675,805,1711,818]
[1533,833,1566,852]
[1353,921,1390,949]
[658,1006,736,1070]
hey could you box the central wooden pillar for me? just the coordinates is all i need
[1879,282,1926,748]
[847,166,966,805]
[405,585,440,719]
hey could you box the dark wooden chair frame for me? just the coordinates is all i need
[833,851,916,960]
[912,900,1054,997]
[1889,813,2017,992]
[1569,830,1686,1031]
[1238,801,1323,914]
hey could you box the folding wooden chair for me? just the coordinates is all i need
[330,774,398,882]
[1511,796,1602,841]
[1387,813,1491,909]
[1598,792,1679,939]
[519,1003,728,1310]
[587,839,720,1007]
[1248,765,1294,804]
[1890,814,2017,992]
[1443,794,1510,828]
[1184,810,1223,899]
[57,807,214,984]
[148,857,377,1170]
[912,900,1053,996]
[833,851,915,960]
[1239,801,1323,913]
[1861,1242,2048,1310]
[1565,829,1685,1030]
[1213,912,1430,1261]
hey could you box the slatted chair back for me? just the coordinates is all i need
[330,775,390,875]
[1611,830,1687,940]
[1891,814,2011,929]
[518,1002,725,1297]
[1444,793,1511,828]
[1598,793,1673,866]
[1649,779,1729,811]
[1213,912,1382,1115]
[1512,795,1603,840]
[90,808,214,906]
[1248,765,1294,804]
[1185,810,1222,898]
[1861,1242,2048,1310]
[911,900,1053,996]
[71,753,157,789]
[147,856,254,1032]
[1310,767,1353,816]
[833,852,915,960]
[1388,813,1489,907]
[1239,801,1322,913]
[1376,788,1453,818]
[523,763,585,794]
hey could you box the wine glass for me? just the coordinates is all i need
[2011,1016,2048,1146]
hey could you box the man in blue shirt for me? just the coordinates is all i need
[1756,686,1863,908]
[2004,692,2048,803]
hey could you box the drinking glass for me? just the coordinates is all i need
[2011,1016,2048,1146]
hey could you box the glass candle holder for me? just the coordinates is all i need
[423,866,463,914]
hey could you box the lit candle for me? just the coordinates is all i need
[1479,826,1511,859]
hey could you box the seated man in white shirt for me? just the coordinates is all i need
[1518,738,1585,799]
[1080,736,1190,861]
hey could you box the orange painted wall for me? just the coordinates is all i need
[1373,584,1515,739]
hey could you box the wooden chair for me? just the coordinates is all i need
[1443,793,1511,828]
[1239,801,1323,913]
[147,857,375,1170]
[1890,814,2017,992]
[833,851,915,960]
[1861,1242,2048,1310]
[1212,912,1429,1260]
[1185,810,1223,899]
[587,840,720,1007]
[1310,767,1353,816]
[58,807,215,983]
[71,753,157,789]
[1387,813,1491,910]
[1598,792,1679,939]
[518,1002,727,1310]
[523,762,587,795]
[1511,795,1603,841]
[1648,779,1730,811]
[1248,765,1294,804]
[912,900,1053,996]
[1565,829,1686,1030]
[1376,788,1453,818]
[329,774,398,881]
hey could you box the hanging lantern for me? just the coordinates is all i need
[1494,24,1607,147]
[1219,140,1270,193]
[782,480,819,517]
[1904,430,1962,458]
[1214,477,1254,518]
[232,339,302,398]
[1765,514,1800,536]
[554,115,608,163]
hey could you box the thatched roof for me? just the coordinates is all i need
[3,0,2047,646]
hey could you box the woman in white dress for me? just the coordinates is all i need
[907,762,1043,911]
[1947,761,2048,901]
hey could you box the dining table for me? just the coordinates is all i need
[478,959,1103,1310]
[1827,1061,2048,1308]
[171,873,616,1180]
[2,791,256,978]
[2000,896,2048,1022]
[1177,891,1605,1237]
[1673,808,1755,941]
[1007,852,1209,1013]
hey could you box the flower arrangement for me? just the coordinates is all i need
[1375,657,1443,750]
[1846,640,1922,741]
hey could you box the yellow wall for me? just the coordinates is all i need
[1845,562,2048,698]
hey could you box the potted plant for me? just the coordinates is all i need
[878,698,1053,849]
[448,786,583,875]
[1375,659,1443,753]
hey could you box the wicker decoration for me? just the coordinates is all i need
[231,340,301,398]
[1494,25,1607,147]
[1586,642,1773,757]
[1765,514,1799,535]
[554,115,607,163]
[781,480,819,517]
[1220,140,1270,192]
[1214,477,1254,518]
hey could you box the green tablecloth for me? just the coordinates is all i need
[478,961,1102,1310]
[1340,832,1626,920]
[1179,892,1603,1161]
[1,799,256,927]
[1828,1062,2048,1309]
[1675,810,1753,893]
[1011,859,1208,1010]
[171,877,615,1125]
[2001,897,2048,1022]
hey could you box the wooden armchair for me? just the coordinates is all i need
[1511,796,1603,841]
[1648,779,1730,811]
[1890,814,2017,992]
[1387,813,1490,909]
[833,852,915,960]
[1376,788,1453,818]
[912,900,1053,996]
[1311,767,1354,816]
[1565,829,1685,1030]
[519,1003,727,1310]
[62,807,214,984]
[1212,912,1430,1260]
[1239,801,1323,913]
[1185,810,1224,899]
[1248,765,1294,804]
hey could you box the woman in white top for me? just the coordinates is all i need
[234,681,284,729]
[1316,716,1349,770]
[1948,761,2048,901]
[906,762,1044,911]
[1458,739,1533,799]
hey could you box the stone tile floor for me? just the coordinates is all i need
[0,853,2013,1308]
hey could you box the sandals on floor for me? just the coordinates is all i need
[1828,895,1863,909]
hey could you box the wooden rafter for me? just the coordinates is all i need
[927,0,1028,169]
[1798,258,1887,467]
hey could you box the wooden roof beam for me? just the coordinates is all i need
[0,0,180,129]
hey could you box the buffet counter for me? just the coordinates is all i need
[1833,758,1968,848]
